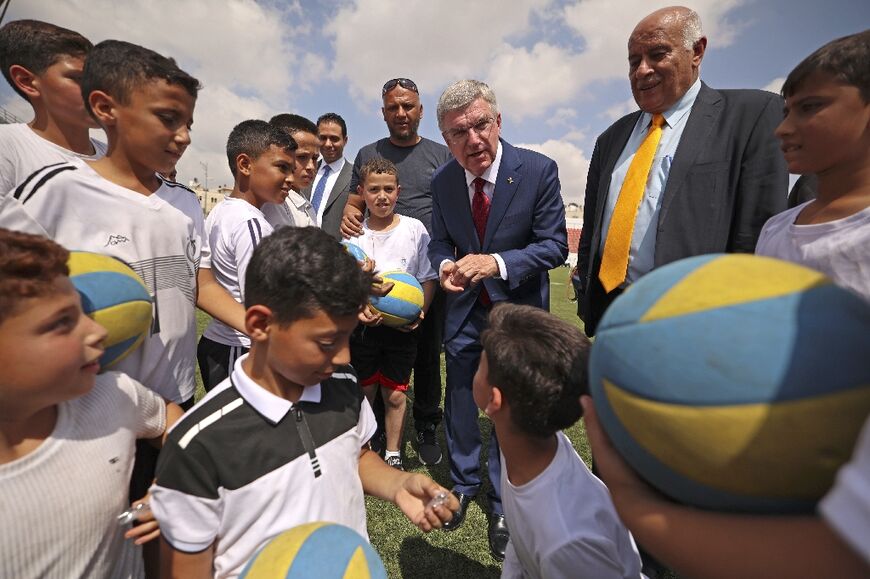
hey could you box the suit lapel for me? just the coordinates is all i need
[484,140,521,249]
[592,112,640,251]
[658,82,723,224]
[322,160,352,212]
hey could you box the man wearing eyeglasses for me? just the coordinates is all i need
[428,79,568,561]
[340,78,452,468]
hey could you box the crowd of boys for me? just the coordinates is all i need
[0,9,867,579]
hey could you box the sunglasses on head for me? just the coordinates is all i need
[382,78,418,96]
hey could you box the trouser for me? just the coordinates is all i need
[197,335,248,392]
[411,288,445,431]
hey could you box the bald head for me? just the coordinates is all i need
[628,5,706,114]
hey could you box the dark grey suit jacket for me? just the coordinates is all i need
[303,159,353,240]
[577,82,788,335]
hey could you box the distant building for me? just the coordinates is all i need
[565,202,582,219]
[188,178,230,214]
[566,216,582,267]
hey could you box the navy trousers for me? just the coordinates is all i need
[443,304,502,515]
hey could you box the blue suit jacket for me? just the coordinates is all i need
[429,139,568,342]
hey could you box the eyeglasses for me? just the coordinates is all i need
[382,78,419,96]
[442,116,495,145]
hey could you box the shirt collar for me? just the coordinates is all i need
[464,141,503,189]
[641,77,702,129]
[231,353,322,424]
[320,157,345,174]
[287,189,311,210]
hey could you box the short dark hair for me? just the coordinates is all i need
[245,227,372,323]
[481,303,590,438]
[317,112,347,138]
[359,157,398,185]
[0,19,92,100]
[269,113,318,138]
[0,228,70,325]
[782,30,870,102]
[80,40,201,119]
[226,119,298,177]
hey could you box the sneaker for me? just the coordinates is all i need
[385,454,404,471]
[369,432,386,456]
[416,424,442,466]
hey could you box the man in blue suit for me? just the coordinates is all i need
[428,79,568,561]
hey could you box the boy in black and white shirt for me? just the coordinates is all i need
[152,227,459,579]
[198,120,297,390]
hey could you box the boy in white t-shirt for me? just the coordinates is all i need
[474,303,644,579]
[0,229,183,579]
[756,30,870,302]
[0,20,106,196]
[347,157,437,470]
[197,119,297,390]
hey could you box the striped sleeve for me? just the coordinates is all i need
[232,216,274,297]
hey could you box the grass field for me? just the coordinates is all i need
[194,267,653,578]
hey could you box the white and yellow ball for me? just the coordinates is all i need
[370,270,424,328]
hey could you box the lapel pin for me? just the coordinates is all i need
[507,177,514,184]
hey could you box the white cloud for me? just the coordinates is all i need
[547,108,578,127]
[325,0,553,107]
[602,97,638,121]
[516,139,590,205]
[5,0,327,186]
[762,76,785,94]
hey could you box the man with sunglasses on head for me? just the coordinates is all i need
[341,78,452,469]
[428,79,567,562]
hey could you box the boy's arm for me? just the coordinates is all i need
[160,538,214,579]
[581,396,870,579]
[358,447,458,531]
[196,268,246,334]
[145,400,185,448]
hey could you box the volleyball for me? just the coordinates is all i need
[67,251,152,369]
[239,522,387,579]
[341,240,369,264]
[369,270,424,328]
[590,253,870,513]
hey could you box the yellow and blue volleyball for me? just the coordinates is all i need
[591,253,870,514]
[239,522,387,579]
[369,270,424,328]
[68,251,152,370]
[341,240,369,264]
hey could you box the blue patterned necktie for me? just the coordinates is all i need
[310,164,332,213]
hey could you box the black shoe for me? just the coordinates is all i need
[442,491,473,531]
[488,514,509,562]
[415,424,442,466]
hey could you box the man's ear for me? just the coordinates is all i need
[245,304,273,342]
[88,90,117,127]
[356,184,364,195]
[485,385,504,416]
[8,64,39,99]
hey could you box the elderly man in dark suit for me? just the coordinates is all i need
[429,79,567,561]
[577,5,788,336]
[303,113,353,239]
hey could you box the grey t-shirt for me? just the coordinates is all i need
[349,137,451,232]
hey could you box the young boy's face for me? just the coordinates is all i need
[776,70,870,175]
[109,78,196,176]
[33,55,100,130]
[248,145,295,207]
[472,351,492,412]
[290,130,319,191]
[359,172,400,220]
[0,276,107,417]
[267,308,359,388]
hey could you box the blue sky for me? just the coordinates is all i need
[2,0,868,204]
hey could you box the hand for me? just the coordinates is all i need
[340,205,364,238]
[439,262,465,293]
[358,304,383,326]
[124,495,160,545]
[450,254,499,289]
[393,474,460,532]
[397,310,424,332]
[581,395,662,507]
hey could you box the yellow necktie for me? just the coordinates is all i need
[599,113,665,292]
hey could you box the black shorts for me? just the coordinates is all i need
[197,336,249,392]
[351,325,418,392]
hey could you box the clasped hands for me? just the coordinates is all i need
[441,254,499,293]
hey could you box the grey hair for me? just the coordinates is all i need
[680,8,703,50]
[436,80,499,131]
